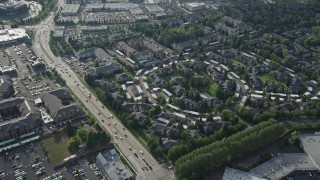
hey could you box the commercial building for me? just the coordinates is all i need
[0,97,42,141]
[0,28,28,46]
[61,4,80,16]
[0,75,14,100]
[222,133,320,180]
[41,88,84,122]
[0,2,28,16]
[183,2,205,12]
[96,149,133,180]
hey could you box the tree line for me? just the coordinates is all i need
[174,120,286,179]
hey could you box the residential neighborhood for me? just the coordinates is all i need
[0,0,320,179]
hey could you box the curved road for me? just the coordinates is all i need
[30,1,174,179]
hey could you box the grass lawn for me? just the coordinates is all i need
[231,59,247,67]
[42,133,71,167]
[208,84,219,96]
[259,75,287,88]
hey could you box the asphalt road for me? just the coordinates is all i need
[30,1,174,179]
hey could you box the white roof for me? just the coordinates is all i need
[0,28,28,44]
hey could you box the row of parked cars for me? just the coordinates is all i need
[14,167,26,180]
[32,162,46,176]
[42,172,64,180]
[72,169,88,180]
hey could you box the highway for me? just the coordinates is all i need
[30,1,174,179]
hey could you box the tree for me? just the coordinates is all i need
[65,121,75,137]
[68,137,80,152]
[77,128,89,141]
[168,145,189,162]
[221,109,237,122]
[86,132,97,149]
[154,105,162,115]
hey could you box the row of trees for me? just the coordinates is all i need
[168,121,247,162]
[174,120,286,179]
[252,107,320,124]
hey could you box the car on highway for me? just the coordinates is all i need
[124,134,127,137]
[101,119,104,122]
[108,123,111,126]
[120,137,123,140]
[134,152,138,157]
[128,147,132,151]
[115,135,118,139]
[140,151,144,155]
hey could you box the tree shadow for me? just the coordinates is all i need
[53,133,62,143]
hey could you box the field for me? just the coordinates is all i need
[42,133,71,167]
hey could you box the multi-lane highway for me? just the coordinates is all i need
[30,1,174,179]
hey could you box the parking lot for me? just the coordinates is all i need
[0,141,55,180]
[0,141,103,180]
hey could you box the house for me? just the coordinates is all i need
[173,85,185,97]
[289,77,302,94]
[41,88,84,122]
[170,76,185,86]
[95,79,118,93]
[189,129,201,139]
[122,103,151,112]
[112,92,124,102]
[246,107,261,116]
[249,74,261,90]
[117,42,136,56]
[86,62,121,76]
[132,112,149,125]
[206,96,221,108]
[149,123,167,136]
[271,70,289,81]
[223,80,235,95]
[78,48,111,62]
[161,138,179,150]
[203,122,213,135]
[116,72,132,83]
[274,102,294,111]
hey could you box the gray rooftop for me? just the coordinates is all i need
[222,167,267,180]
[300,133,320,168]
[61,4,80,15]
[250,153,318,179]
[0,97,41,132]
[96,149,133,180]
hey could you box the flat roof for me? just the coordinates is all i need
[300,134,320,168]
[0,28,28,44]
[222,167,267,180]
[61,4,80,15]
[250,153,318,179]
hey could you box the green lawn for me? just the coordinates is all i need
[259,75,287,88]
[208,84,219,96]
[231,59,247,67]
[42,133,71,167]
